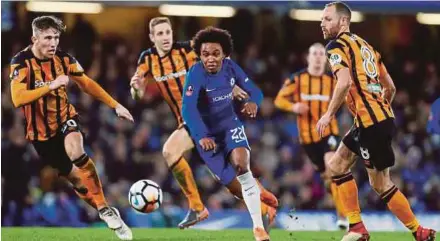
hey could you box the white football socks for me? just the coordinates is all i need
[237,171,264,229]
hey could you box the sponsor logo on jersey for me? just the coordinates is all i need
[300,94,330,101]
[35,80,52,88]
[154,70,187,82]
[213,92,233,102]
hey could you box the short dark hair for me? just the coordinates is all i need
[149,17,172,34]
[192,27,233,57]
[32,16,66,35]
[326,1,352,22]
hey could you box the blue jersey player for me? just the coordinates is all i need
[182,27,270,241]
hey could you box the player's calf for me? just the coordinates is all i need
[368,168,427,235]
[229,147,251,175]
[367,168,394,195]
[64,131,109,209]
[66,166,97,209]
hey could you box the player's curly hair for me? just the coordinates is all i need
[32,16,66,36]
[193,27,233,57]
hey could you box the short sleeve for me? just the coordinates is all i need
[135,50,151,77]
[66,53,85,77]
[326,41,349,75]
[10,54,28,83]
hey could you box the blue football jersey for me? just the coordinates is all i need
[182,58,263,142]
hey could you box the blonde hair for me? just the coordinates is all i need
[149,17,172,34]
[309,42,325,53]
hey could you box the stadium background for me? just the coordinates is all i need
[1,1,440,231]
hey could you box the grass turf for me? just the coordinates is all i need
[1,228,438,241]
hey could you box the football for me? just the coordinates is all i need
[128,179,163,213]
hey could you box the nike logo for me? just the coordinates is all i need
[244,185,255,192]
[234,139,246,143]
[206,88,216,92]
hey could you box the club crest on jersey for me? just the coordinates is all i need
[186,85,194,96]
[329,53,342,66]
[230,78,235,86]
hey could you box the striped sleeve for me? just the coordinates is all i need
[326,40,349,75]
[274,74,298,112]
[10,53,28,83]
[65,53,85,77]
[136,50,151,77]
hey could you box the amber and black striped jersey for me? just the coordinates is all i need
[10,46,118,141]
[274,69,339,144]
[326,32,394,128]
[135,41,198,127]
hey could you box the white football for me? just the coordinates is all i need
[128,179,163,213]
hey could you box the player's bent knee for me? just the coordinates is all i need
[162,145,180,166]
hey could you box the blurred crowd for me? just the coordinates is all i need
[2,11,440,227]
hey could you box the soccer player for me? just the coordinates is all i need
[182,26,270,241]
[130,17,277,229]
[9,16,133,240]
[274,42,347,229]
[317,2,436,241]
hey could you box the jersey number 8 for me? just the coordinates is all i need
[360,46,378,79]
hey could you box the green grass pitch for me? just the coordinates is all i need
[1,228,438,241]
